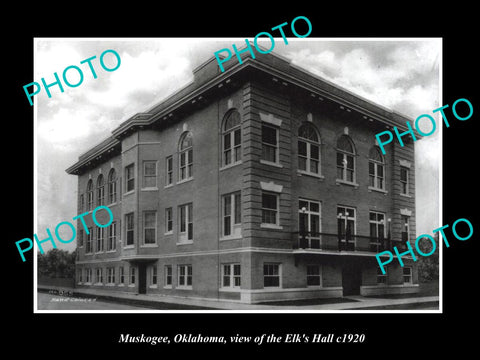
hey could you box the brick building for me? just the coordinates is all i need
[66,46,419,304]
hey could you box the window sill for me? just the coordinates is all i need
[297,170,324,180]
[164,184,174,189]
[368,186,388,194]
[260,159,283,168]
[106,250,116,253]
[176,286,192,290]
[141,187,159,192]
[219,287,241,292]
[94,251,105,255]
[177,177,193,185]
[140,244,158,248]
[163,285,172,289]
[93,282,103,286]
[149,285,158,289]
[306,285,323,289]
[260,223,283,230]
[105,283,115,287]
[123,245,135,249]
[118,284,125,287]
[164,231,173,236]
[128,284,136,288]
[124,190,135,196]
[400,193,412,198]
[335,179,359,188]
[219,235,242,241]
[84,282,92,286]
[176,240,194,245]
[220,161,242,171]
[108,202,118,207]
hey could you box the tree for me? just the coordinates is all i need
[416,232,439,282]
[37,248,76,278]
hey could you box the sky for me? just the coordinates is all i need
[34,38,441,253]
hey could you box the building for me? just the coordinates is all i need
[66,44,419,304]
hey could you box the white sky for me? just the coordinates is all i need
[34,38,441,252]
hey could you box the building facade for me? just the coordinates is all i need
[66,46,419,304]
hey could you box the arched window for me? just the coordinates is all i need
[96,174,105,206]
[336,135,355,182]
[179,132,193,181]
[369,146,385,190]
[298,123,320,175]
[222,110,241,166]
[86,179,93,211]
[108,169,117,204]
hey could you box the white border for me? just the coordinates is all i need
[33,37,442,314]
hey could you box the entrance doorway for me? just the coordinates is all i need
[342,262,361,296]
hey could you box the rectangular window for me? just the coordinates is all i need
[262,192,278,225]
[125,213,134,246]
[377,267,387,285]
[151,266,157,285]
[179,203,193,242]
[400,167,409,195]
[107,222,116,251]
[223,128,242,166]
[179,149,193,181]
[85,268,92,283]
[165,207,173,233]
[222,192,241,237]
[129,267,136,284]
[109,176,117,204]
[165,156,173,186]
[177,265,193,288]
[107,267,115,284]
[369,212,385,240]
[125,164,135,192]
[143,211,157,244]
[337,153,354,182]
[143,161,157,188]
[402,215,410,242]
[97,182,105,206]
[119,266,125,284]
[96,268,103,284]
[164,265,172,287]
[222,264,241,288]
[306,265,321,286]
[96,227,104,252]
[337,206,356,250]
[87,190,94,211]
[261,124,278,163]
[78,229,84,247]
[403,267,412,284]
[86,228,93,253]
[298,199,321,249]
[263,263,280,287]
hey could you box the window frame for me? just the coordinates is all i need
[306,264,322,287]
[142,160,158,189]
[125,212,134,247]
[143,211,157,245]
[108,169,117,204]
[95,227,104,253]
[400,166,409,195]
[107,267,115,284]
[165,155,173,186]
[129,267,136,285]
[261,123,279,165]
[178,203,193,243]
[261,191,279,226]
[263,263,281,288]
[403,266,413,284]
[86,227,93,254]
[222,110,242,167]
[369,147,385,191]
[86,180,94,211]
[179,132,193,182]
[125,163,135,193]
[107,222,116,251]
[298,199,321,248]
[150,266,157,286]
[297,123,321,176]
[119,266,125,285]
[177,264,193,289]
[165,207,173,234]
[337,206,356,243]
[336,135,356,183]
[164,265,172,288]
[377,266,388,285]
[96,174,105,206]
[221,192,242,238]
[221,263,241,289]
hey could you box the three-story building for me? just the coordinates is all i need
[66,46,419,304]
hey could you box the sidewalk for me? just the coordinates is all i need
[37,285,439,311]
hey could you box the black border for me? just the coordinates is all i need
[8,6,479,354]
